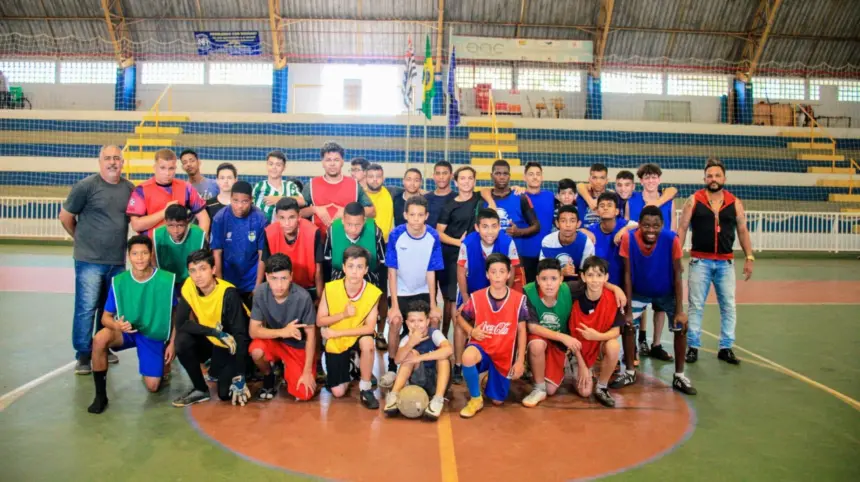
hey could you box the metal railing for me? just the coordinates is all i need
[0,197,70,240]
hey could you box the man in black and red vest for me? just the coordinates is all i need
[126,148,210,238]
[298,141,375,237]
[678,158,754,366]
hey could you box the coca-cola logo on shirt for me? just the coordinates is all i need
[477,320,512,336]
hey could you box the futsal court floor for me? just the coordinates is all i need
[1,244,858,481]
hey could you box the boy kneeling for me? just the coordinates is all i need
[456,253,528,419]
[383,300,452,420]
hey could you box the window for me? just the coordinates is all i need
[455,65,513,90]
[0,61,56,83]
[209,62,273,85]
[601,71,662,94]
[318,64,402,115]
[752,77,805,100]
[141,62,204,84]
[667,74,728,97]
[60,62,116,84]
[517,68,581,92]
[809,79,860,102]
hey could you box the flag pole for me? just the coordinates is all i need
[423,110,428,191]
[406,91,411,171]
[444,27,452,164]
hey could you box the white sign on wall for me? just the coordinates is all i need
[451,36,594,63]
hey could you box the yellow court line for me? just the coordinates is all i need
[437,412,460,482]
[702,330,860,411]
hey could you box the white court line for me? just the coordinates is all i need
[0,361,75,412]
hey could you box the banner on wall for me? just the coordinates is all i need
[450,35,593,63]
[195,31,261,56]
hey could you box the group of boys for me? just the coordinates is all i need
[76,141,709,420]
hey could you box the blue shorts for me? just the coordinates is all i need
[467,343,511,402]
[118,332,166,378]
[632,294,681,332]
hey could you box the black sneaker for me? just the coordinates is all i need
[638,341,650,357]
[609,371,637,389]
[649,344,674,362]
[172,389,211,407]
[360,389,379,410]
[718,348,741,365]
[685,347,699,364]
[594,387,616,407]
[452,365,464,385]
[673,374,697,395]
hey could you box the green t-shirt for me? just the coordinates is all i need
[523,282,572,334]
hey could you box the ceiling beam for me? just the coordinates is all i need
[590,0,615,77]
[514,0,528,38]
[435,0,445,72]
[99,0,134,68]
[737,0,784,82]
[267,0,286,69]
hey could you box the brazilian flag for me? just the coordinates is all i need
[421,35,435,120]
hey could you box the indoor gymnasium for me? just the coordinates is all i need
[1,1,859,481]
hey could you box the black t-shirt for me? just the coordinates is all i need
[437,195,482,262]
[205,198,227,222]
[425,191,457,228]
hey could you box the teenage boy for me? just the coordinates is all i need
[627,163,677,229]
[520,162,556,283]
[350,157,370,191]
[392,168,424,227]
[317,246,382,409]
[383,196,444,387]
[539,205,595,280]
[127,148,209,237]
[436,166,481,341]
[180,149,219,201]
[383,300,452,420]
[259,198,324,300]
[87,235,176,414]
[249,254,318,402]
[583,193,628,286]
[205,163,238,221]
[364,163,396,242]
[456,253,529,418]
[522,257,627,408]
[576,163,609,225]
[172,249,251,407]
[424,161,456,228]
[568,256,625,407]
[618,206,697,395]
[554,178,577,228]
[252,150,302,223]
[483,160,540,284]
[153,204,206,292]
[210,181,267,307]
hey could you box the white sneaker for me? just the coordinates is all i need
[522,388,547,408]
[424,396,445,420]
[383,391,399,415]
[379,371,397,389]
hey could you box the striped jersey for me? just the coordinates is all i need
[252,178,301,222]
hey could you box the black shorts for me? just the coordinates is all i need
[324,335,371,388]
[396,293,431,318]
[521,256,539,285]
[438,264,459,302]
[409,360,450,397]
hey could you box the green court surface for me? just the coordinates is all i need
[0,245,858,481]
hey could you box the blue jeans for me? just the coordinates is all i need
[687,258,736,350]
[73,260,125,359]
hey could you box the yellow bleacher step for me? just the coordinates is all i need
[124,151,156,161]
[778,130,824,137]
[477,172,524,182]
[840,208,860,213]
[829,194,860,203]
[816,179,860,188]
[469,144,519,153]
[808,167,856,174]
[125,164,152,174]
[797,154,845,162]
[787,142,835,150]
[142,115,190,122]
[125,138,174,147]
[469,132,517,142]
[135,126,183,135]
[466,120,514,128]
[472,158,521,166]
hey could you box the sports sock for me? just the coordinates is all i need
[638,330,647,343]
[454,364,462,373]
[674,372,684,378]
[462,365,481,398]
[626,369,635,376]
[387,358,397,373]
[431,395,444,404]
[535,382,547,392]
[263,372,275,390]
[93,370,107,398]
[87,396,108,414]
[597,381,608,390]
[358,380,372,391]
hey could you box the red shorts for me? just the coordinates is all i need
[249,339,316,401]
[527,334,567,388]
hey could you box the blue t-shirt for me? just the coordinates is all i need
[585,219,628,286]
[626,192,673,227]
[539,231,595,278]
[576,195,599,226]
[210,207,267,293]
[386,224,444,296]
[521,190,555,258]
